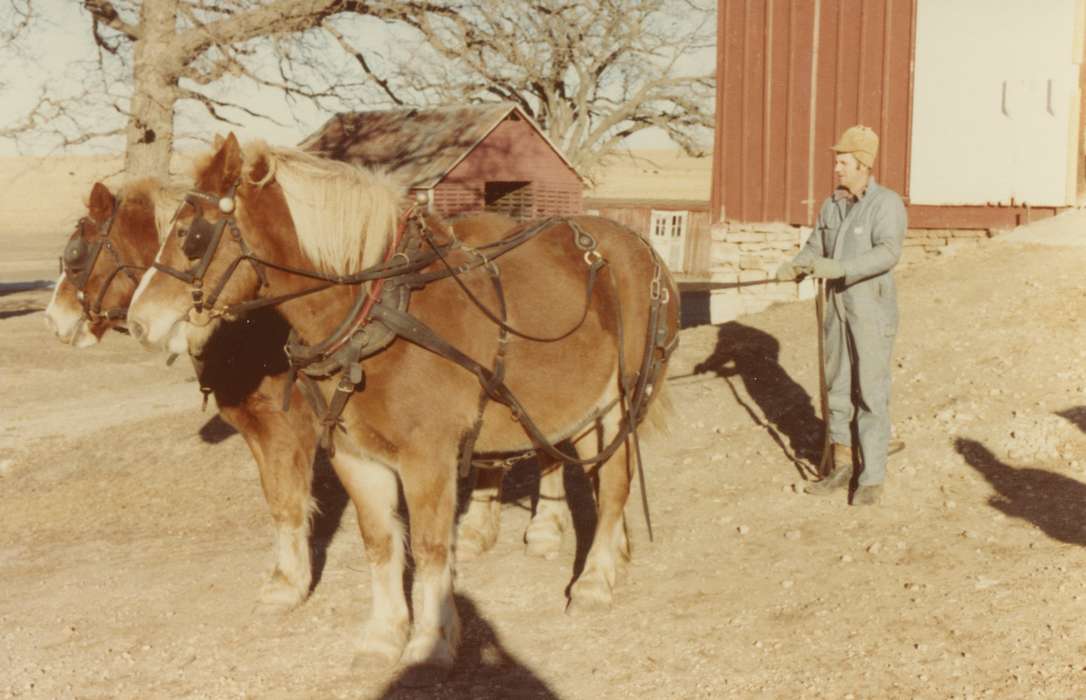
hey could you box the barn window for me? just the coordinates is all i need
[485,181,534,220]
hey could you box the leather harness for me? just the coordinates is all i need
[60,204,147,324]
[154,187,678,536]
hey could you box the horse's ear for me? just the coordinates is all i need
[88,181,115,222]
[213,133,225,150]
[247,151,271,185]
[204,132,244,194]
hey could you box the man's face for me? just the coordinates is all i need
[834,152,869,196]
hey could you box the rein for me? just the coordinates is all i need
[61,204,147,324]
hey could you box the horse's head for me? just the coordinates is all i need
[45,181,160,346]
[128,132,404,354]
[128,133,277,355]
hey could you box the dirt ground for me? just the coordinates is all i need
[2,207,1086,699]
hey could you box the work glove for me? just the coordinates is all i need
[774,260,801,282]
[803,257,846,279]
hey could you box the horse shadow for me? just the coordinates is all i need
[691,321,822,476]
[0,280,53,297]
[956,437,1086,546]
[0,308,41,320]
[377,594,560,698]
[1057,406,1086,434]
[198,414,237,443]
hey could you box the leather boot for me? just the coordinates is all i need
[804,443,853,495]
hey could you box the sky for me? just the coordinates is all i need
[0,1,705,157]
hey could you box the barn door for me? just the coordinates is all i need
[909,0,1080,206]
[649,210,688,272]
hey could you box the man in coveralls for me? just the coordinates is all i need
[776,125,906,506]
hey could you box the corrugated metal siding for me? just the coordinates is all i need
[712,0,915,226]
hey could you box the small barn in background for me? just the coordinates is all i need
[300,103,583,221]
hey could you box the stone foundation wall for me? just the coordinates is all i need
[703,222,997,324]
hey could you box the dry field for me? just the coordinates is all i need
[2,158,1086,699]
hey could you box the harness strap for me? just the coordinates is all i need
[419,221,605,343]
[316,334,367,456]
[458,262,509,478]
[368,296,644,470]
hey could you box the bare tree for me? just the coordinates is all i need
[329,0,716,178]
[2,0,438,179]
[2,1,713,182]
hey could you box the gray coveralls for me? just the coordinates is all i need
[794,177,907,486]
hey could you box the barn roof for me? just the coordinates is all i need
[299,102,578,189]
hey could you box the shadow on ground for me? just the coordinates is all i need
[0,307,41,320]
[378,594,559,699]
[0,280,53,297]
[1057,406,1086,434]
[691,321,822,477]
[956,437,1086,546]
[198,414,237,443]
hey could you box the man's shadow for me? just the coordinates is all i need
[956,437,1086,546]
[377,593,559,698]
[691,321,822,477]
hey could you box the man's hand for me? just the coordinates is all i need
[775,260,801,282]
[805,257,846,279]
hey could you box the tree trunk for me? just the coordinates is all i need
[125,0,180,180]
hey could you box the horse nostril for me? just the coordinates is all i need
[129,320,146,342]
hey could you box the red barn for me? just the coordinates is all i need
[300,103,583,220]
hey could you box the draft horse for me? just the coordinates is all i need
[44,179,566,615]
[127,134,679,678]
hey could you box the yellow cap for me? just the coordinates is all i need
[831,125,878,168]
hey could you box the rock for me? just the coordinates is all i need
[737,525,750,535]
[866,542,882,554]
[784,530,802,540]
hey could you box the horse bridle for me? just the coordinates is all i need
[60,203,146,323]
[151,185,269,318]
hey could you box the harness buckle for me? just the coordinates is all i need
[584,250,602,267]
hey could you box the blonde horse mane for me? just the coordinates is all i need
[242,142,405,275]
[116,177,190,243]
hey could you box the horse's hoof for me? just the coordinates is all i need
[401,632,456,669]
[253,578,306,615]
[456,525,496,562]
[397,661,453,687]
[351,649,400,672]
[567,576,613,614]
[355,622,408,669]
[524,516,563,560]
